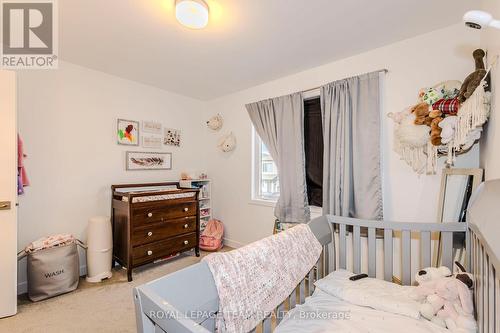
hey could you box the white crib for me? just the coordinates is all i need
[133,180,500,333]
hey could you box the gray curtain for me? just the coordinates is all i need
[320,72,383,219]
[246,93,310,223]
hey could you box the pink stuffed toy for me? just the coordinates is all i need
[410,266,452,302]
[419,263,477,333]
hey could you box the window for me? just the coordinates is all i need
[304,97,323,207]
[252,96,323,205]
[252,134,280,202]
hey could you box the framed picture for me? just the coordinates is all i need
[142,136,162,149]
[126,151,172,170]
[117,119,139,146]
[164,128,181,147]
[142,121,162,135]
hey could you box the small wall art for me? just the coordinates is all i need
[117,119,139,146]
[206,113,223,131]
[164,128,181,147]
[142,121,162,135]
[218,132,237,152]
[126,151,172,171]
[142,136,163,149]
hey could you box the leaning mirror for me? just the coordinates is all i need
[434,168,483,267]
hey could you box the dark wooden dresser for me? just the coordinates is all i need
[111,182,200,281]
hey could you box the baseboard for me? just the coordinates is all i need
[223,238,246,249]
[17,264,88,295]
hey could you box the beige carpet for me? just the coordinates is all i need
[0,250,225,333]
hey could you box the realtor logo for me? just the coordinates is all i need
[1,0,58,69]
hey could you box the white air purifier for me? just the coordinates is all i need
[86,216,113,283]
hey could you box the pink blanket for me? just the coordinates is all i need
[202,224,322,333]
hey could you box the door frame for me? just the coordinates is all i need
[0,69,18,317]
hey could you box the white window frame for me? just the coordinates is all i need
[251,128,279,206]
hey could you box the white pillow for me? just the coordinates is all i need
[314,269,421,319]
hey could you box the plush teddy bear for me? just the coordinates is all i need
[411,103,443,127]
[430,117,444,146]
[458,49,487,103]
[206,114,224,131]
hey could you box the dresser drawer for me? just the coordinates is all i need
[132,201,196,226]
[132,217,196,246]
[132,232,197,265]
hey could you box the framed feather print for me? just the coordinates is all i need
[126,151,172,170]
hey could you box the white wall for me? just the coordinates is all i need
[480,0,500,180]
[203,24,481,248]
[16,61,206,292]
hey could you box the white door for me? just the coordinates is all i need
[0,70,17,317]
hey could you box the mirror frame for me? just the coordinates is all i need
[433,167,484,267]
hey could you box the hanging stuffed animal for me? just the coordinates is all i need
[438,116,458,145]
[458,49,487,103]
[388,108,433,174]
[411,102,442,127]
[433,80,462,100]
[419,88,444,106]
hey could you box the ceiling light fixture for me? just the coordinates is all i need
[175,0,209,29]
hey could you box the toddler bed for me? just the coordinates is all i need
[133,180,500,333]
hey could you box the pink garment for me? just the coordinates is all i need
[18,134,29,194]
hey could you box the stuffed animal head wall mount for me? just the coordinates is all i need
[206,114,224,131]
[218,132,237,153]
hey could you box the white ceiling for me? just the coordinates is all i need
[60,0,475,100]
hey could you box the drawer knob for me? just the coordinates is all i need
[147,213,153,217]
[184,240,189,245]
[183,207,189,212]
[147,250,153,256]
[147,231,153,237]
[183,224,189,228]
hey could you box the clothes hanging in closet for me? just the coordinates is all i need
[18,134,30,194]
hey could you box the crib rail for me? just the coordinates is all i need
[468,223,500,333]
[134,214,498,333]
[328,216,467,285]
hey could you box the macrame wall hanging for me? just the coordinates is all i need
[388,49,496,175]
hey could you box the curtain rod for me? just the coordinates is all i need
[301,68,389,94]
